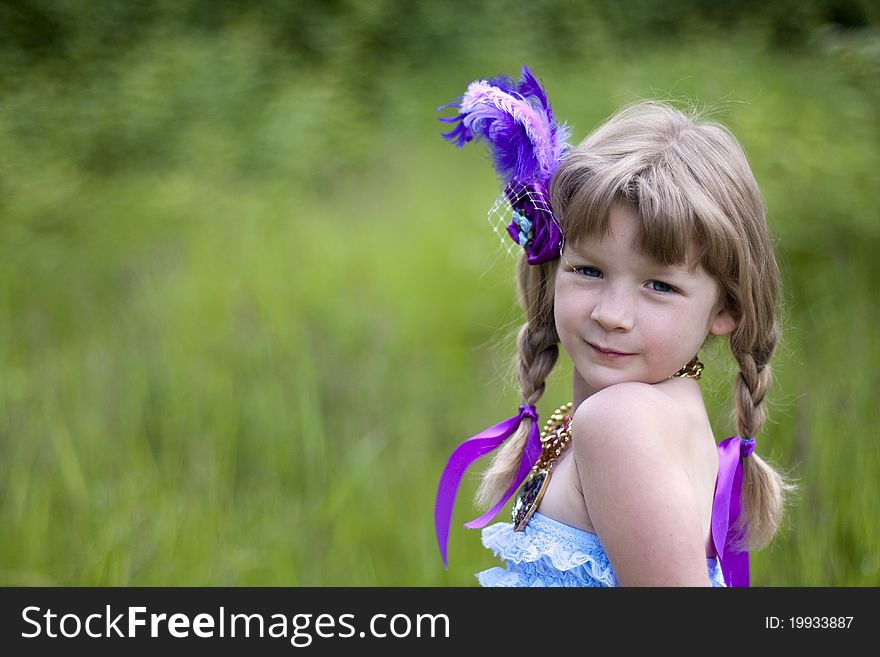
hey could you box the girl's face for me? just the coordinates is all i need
[554,202,738,400]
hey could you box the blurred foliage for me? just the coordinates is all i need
[0,1,878,585]
[2,0,878,70]
[2,0,878,182]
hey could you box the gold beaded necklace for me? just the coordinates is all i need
[511,402,574,531]
[511,356,703,532]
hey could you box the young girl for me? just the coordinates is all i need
[434,67,796,587]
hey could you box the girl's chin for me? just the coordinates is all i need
[575,368,658,389]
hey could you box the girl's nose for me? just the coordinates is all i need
[590,287,634,332]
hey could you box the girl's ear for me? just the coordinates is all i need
[709,306,739,337]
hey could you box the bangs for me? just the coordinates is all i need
[555,162,707,272]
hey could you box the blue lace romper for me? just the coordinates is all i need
[476,511,726,586]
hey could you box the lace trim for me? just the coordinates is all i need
[476,565,587,587]
[480,514,617,586]
[480,512,728,587]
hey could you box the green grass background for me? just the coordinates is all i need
[1,5,878,585]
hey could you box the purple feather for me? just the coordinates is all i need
[438,66,570,186]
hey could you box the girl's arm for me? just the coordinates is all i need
[572,383,712,587]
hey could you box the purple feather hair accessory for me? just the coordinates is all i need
[438,66,571,264]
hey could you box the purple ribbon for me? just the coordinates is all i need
[434,405,541,568]
[711,436,757,587]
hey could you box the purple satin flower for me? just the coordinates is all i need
[503,180,562,264]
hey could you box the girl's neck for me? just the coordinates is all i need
[571,372,702,412]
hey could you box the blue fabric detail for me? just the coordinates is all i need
[511,210,532,233]
[476,512,727,587]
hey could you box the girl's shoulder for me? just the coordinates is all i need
[568,382,720,584]
[571,379,705,457]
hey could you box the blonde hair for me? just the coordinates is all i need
[476,99,796,552]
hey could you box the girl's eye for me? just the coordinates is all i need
[569,265,675,294]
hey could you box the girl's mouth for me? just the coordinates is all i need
[588,342,635,360]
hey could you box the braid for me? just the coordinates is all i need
[517,323,559,405]
[728,320,797,551]
[732,321,779,439]
[475,257,559,509]
[516,253,560,405]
